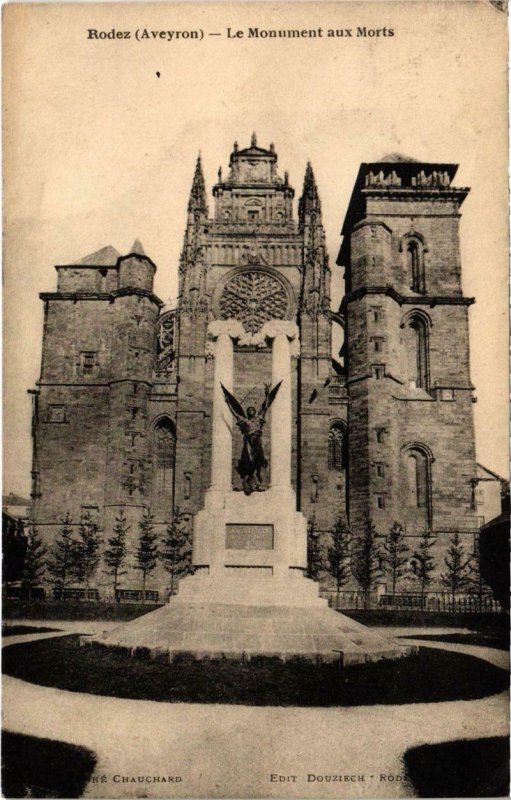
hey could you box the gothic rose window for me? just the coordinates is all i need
[219,270,289,333]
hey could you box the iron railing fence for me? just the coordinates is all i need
[324,589,502,613]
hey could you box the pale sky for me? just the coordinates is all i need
[3,1,509,497]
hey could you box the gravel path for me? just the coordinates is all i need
[2,624,508,798]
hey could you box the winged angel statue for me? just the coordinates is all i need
[221,381,282,495]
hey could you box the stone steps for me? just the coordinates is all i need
[87,598,416,665]
[176,572,328,607]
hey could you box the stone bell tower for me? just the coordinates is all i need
[338,157,478,549]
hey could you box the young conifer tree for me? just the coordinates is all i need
[382,521,409,600]
[103,510,129,596]
[441,532,471,607]
[22,526,47,600]
[46,513,78,595]
[352,518,382,609]
[160,508,192,597]
[467,544,492,611]
[135,509,158,602]
[74,512,101,593]
[411,528,436,610]
[306,515,323,581]
[327,515,352,609]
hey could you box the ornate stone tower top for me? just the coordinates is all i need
[187,154,208,217]
[223,133,279,184]
[298,162,322,223]
[212,136,294,227]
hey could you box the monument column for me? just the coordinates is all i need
[261,321,299,491]
[271,333,292,489]
[208,320,244,493]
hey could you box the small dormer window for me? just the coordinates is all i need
[247,210,259,222]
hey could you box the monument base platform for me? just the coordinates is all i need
[86,574,416,666]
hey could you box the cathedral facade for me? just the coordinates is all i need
[30,137,480,599]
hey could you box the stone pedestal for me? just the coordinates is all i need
[91,319,414,665]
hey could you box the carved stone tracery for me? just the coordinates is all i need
[218,269,289,334]
[156,310,177,374]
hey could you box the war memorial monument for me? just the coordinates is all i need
[31,135,479,662]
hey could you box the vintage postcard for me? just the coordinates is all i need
[2,1,509,798]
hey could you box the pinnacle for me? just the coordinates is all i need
[130,239,146,256]
[299,162,322,220]
[193,153,204,183]
[303,162,320,197]
[304,161,317,187]
[251,132,257,147]
[188,153,208,215]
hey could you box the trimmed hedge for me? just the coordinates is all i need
[2,731,96,798]
[404,736,510,797]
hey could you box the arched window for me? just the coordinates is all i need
[403,236,426,294]
[401,311,431,393]
[328,422,346,471]
[155,421,175,468]
[152,417,176,520]
[402,444,433,528]
[411,316,429,391]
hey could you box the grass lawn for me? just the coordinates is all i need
[404,736,510,797]
[1,730,96,798]
[2,601,162,621]
[402,632,509,651]
[3,635,508,706]
[342,609,508,635]
[2,625,61,637]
